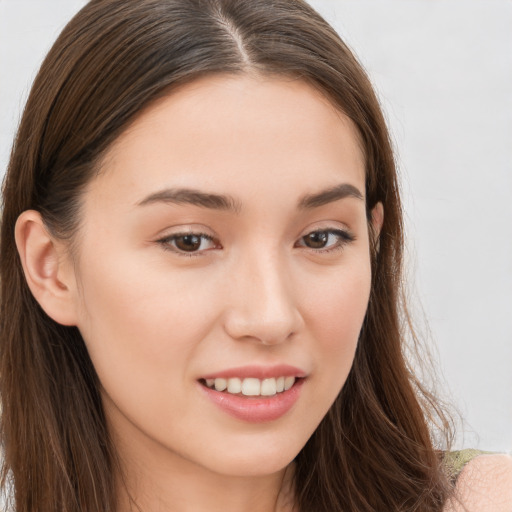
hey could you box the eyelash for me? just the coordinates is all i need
[294,228,355,253]
[157,231,218,257]
[157,228,355,257]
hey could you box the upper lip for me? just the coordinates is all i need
[200,364,307,380]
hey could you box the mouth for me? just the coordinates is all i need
[197,367,306,422]
[199,376,301,397]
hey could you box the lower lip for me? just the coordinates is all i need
[199,379,304,423]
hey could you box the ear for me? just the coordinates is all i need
[370,202,384,250]
[15,210,79,326]
[371,202,384,235]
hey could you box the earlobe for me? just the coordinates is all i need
[15,210,79,326]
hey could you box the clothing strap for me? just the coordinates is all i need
[444,449,493,483]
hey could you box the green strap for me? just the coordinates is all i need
[444,449,493,482]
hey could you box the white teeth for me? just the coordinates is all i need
[208,376,297,396]
[242,378,260,396]
[261,378,277,396]
[227,377,242,394]
[214,378,227,391]
[284,376,295,390]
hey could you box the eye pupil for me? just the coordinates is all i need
[304,231,328,249]
[175,234,202,251]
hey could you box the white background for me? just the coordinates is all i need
[1,0,511,452]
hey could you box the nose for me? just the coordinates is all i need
[223,251,304,345]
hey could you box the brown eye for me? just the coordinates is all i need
[174,234,203,252]
[159,232,217,254]
[297,229,354,252]
[303,231,329,249]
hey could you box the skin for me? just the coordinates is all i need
[85,74,379,511]
[15,73,512,511]
[17,74,380,511]
[444,454,512,512]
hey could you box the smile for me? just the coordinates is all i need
[203,376,296,397]
[198,366,306,422]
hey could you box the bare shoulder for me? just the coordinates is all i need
[444,453,512,512]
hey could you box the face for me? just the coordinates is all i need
[71,74,378,478]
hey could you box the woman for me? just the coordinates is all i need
[0,0,510,511]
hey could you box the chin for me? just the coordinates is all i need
[197,440,301,478]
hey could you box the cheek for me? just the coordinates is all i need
[74,252,230,449]
[302,260,371,385]
[74,250,221,387]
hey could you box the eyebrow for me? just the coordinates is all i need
[136,183,363,212]
[137,188,242,213]
[298,183,363,209]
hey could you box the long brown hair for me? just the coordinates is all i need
[0,0,453,510]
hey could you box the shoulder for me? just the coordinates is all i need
[444,452,512,512]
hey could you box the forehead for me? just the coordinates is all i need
[92,74,366,209]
